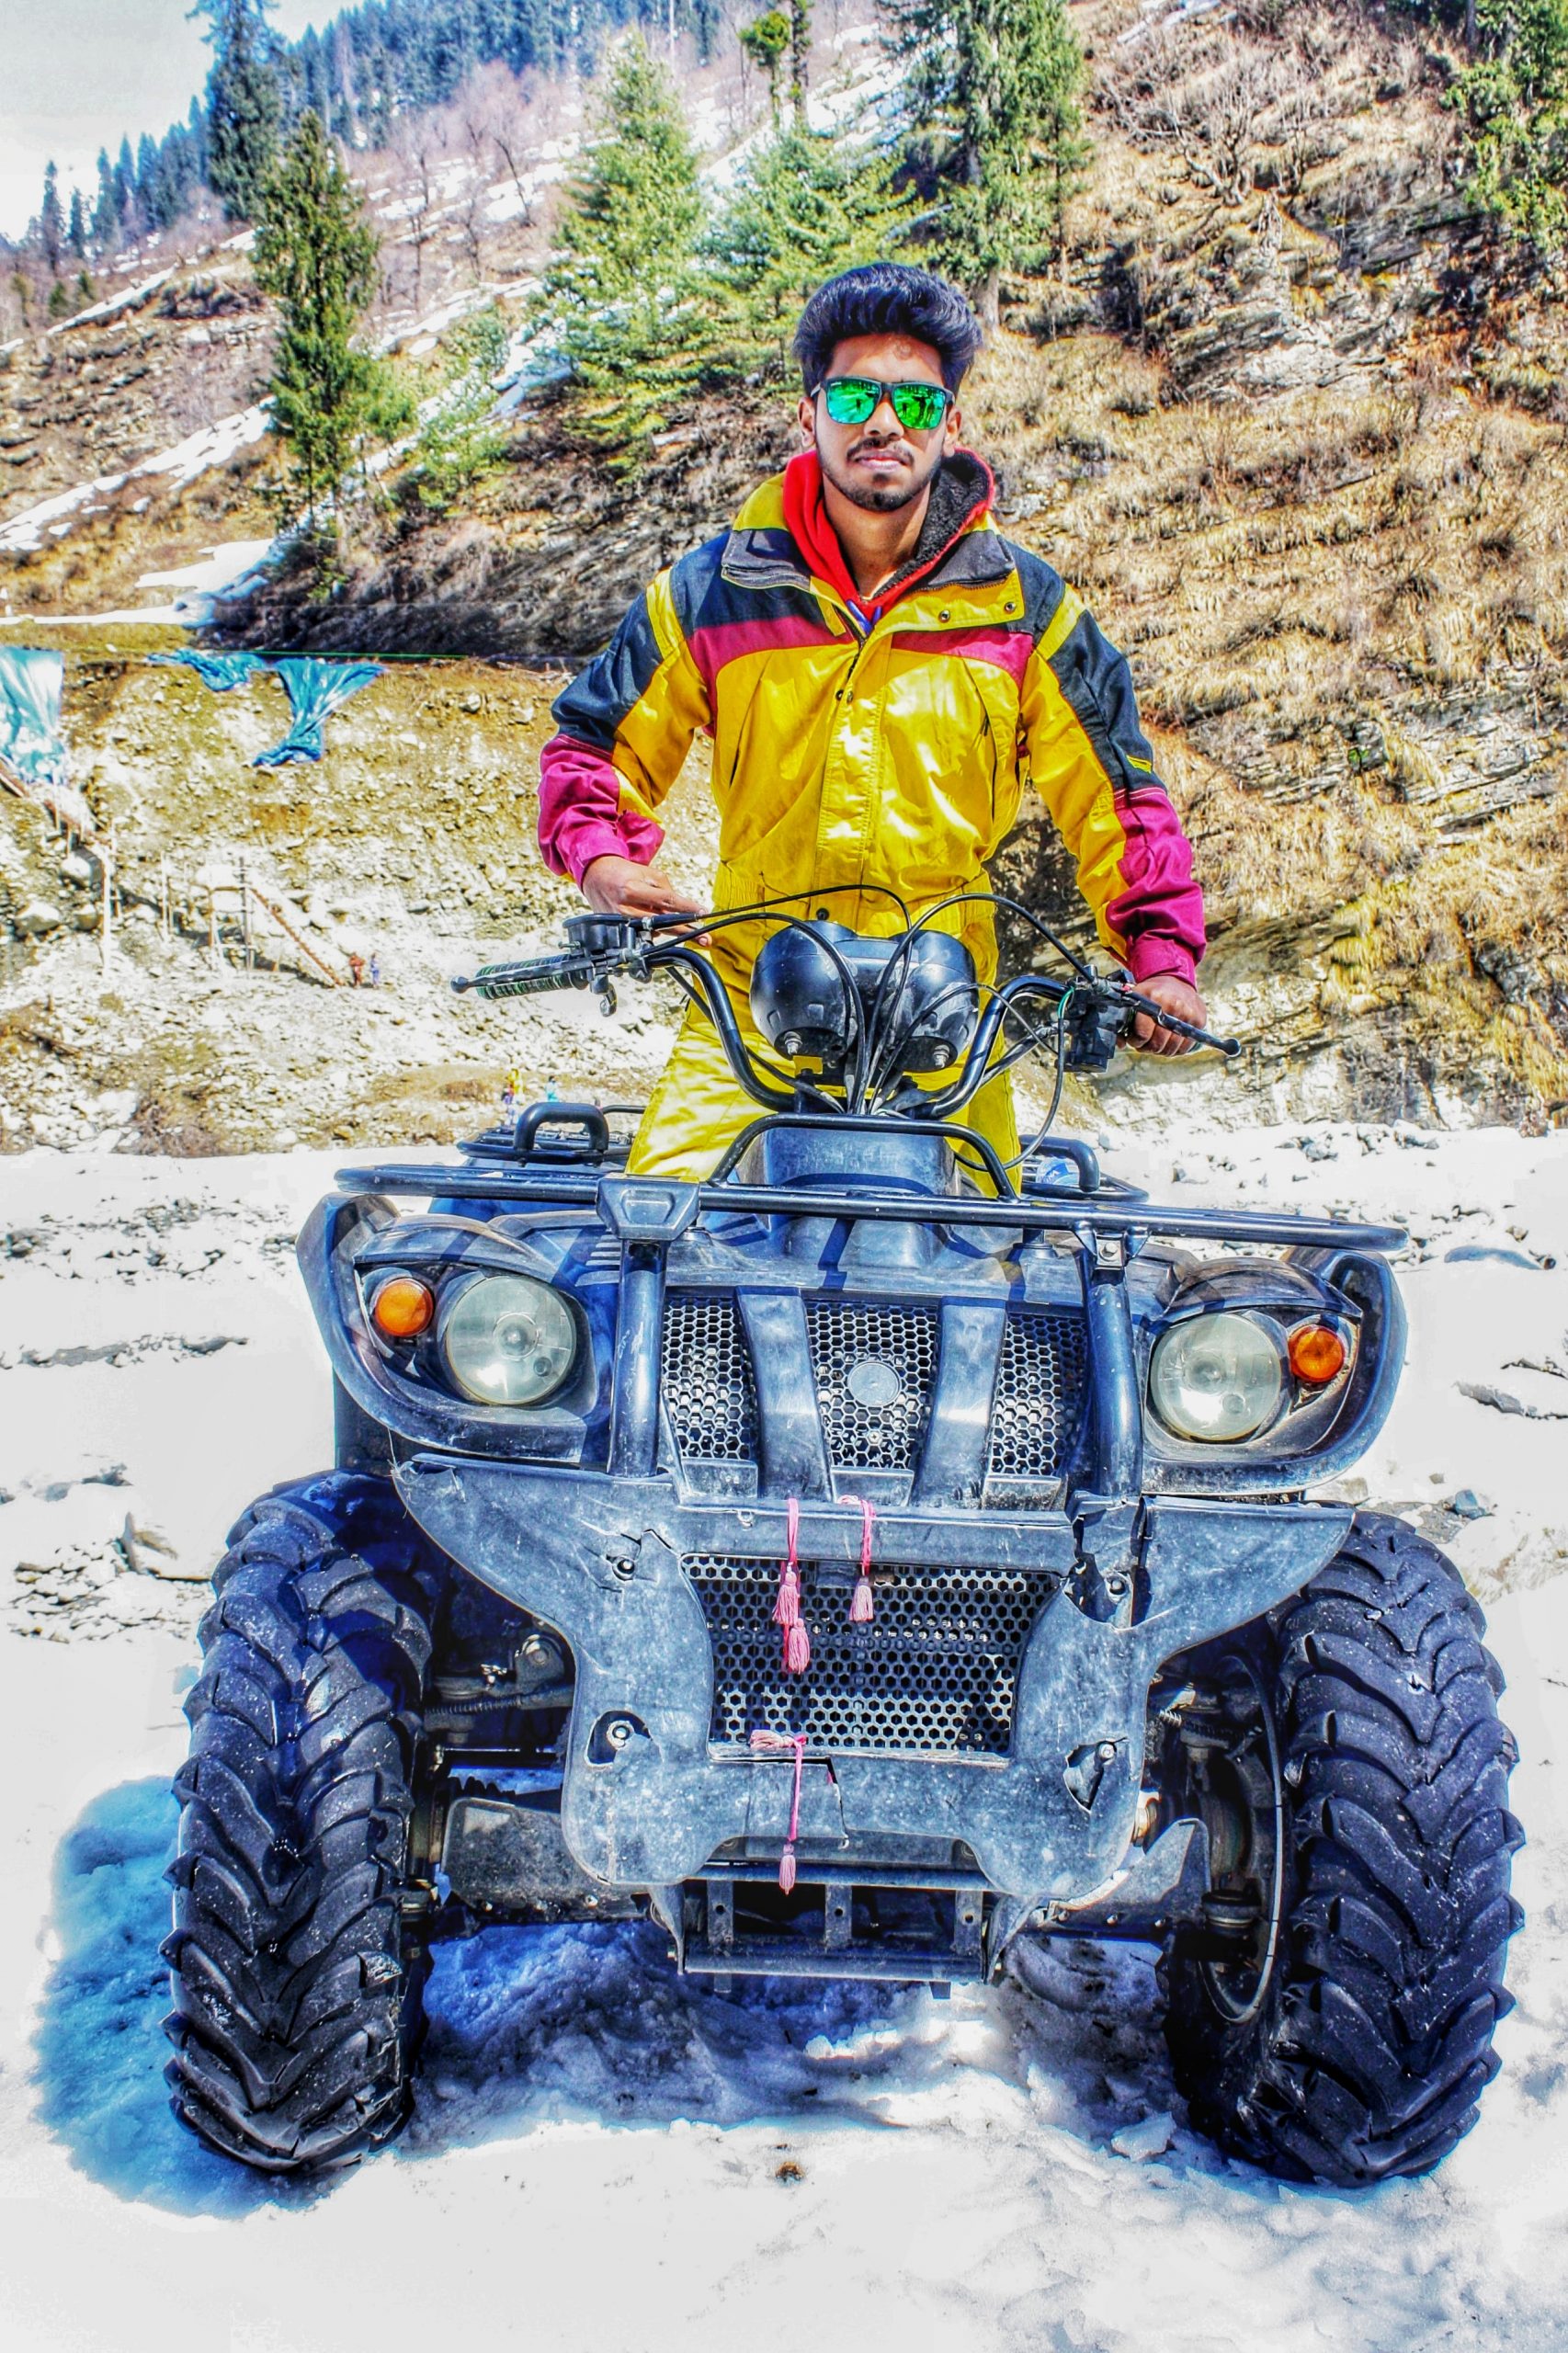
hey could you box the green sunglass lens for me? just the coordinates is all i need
[822,379,949,429]
[891,385,948,429]
[824,380,878,423]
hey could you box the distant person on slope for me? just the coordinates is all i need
[536,261,1208,1180]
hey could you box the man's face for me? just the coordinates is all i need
[797,332,962,514]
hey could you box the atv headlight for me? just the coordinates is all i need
[1150,1311,1284,1443]
[438,1274,579,1406]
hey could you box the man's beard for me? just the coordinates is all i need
[819,439,939,514]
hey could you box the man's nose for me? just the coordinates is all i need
[868,391,902,432]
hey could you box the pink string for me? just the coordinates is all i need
[842,1494,877,1625]
[772,1495,810,1674]
[750,1729,809,1892]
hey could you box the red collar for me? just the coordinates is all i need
[779,448,994,616]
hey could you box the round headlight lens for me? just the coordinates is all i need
[1150,1312,1283,1442]
[439,1275,578,1406]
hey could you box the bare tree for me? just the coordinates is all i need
[1099,21,1337,210]
[392,125,444,301]
[460,64,540,251]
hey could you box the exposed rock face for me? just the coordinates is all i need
[228,400,800,664]
[0,270,272,513]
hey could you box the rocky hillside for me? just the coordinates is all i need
[2,0,1565,1148]
[0,627,722,1154]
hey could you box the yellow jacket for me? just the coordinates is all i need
[539,453,1204,1177]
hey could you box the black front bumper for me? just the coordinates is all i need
[396,1459,1350,1911]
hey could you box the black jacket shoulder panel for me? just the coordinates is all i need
[1048,607,1164,793]
[994,538,1068,640]
[667,531,733,639]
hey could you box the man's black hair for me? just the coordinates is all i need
[793,263,983,395]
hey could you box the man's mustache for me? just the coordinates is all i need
[847,439,913,464]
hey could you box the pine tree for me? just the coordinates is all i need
[190,96,211,185]
[40,163,64,276]
[93,152,118,249]
[415,307,511,509]
[116,139,139,237]
[197,0,284,221]
[253,110,381,521]
[740,10,790,120]
[68,189,89,261]
[887,0,1090,324]
[789,0,812,128]
[1456,0,1568,250]
[540,37,711,460]
[708,128,914,374]
[136,134,162,222]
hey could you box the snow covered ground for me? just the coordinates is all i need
[1,1122,1566,2353]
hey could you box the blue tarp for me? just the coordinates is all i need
[0,646,70,789]
[148,651,267,693]
[253,657,383,767]
[147,649,383,767]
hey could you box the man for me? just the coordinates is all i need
[537,262,1208,1178]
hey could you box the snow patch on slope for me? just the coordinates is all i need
[0,407,270,556]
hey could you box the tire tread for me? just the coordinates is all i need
[1164,1511,1518,2185]
[164,1473,437,2174]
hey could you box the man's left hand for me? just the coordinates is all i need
[1131,972,1208,1057]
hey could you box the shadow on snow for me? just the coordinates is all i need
[32,1775,1217,2217]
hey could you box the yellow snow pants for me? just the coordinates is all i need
[628,998,1019,1189]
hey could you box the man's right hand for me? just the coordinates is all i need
[581,855,706,925]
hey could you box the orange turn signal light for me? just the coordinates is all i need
[1288,1322,1346,1386]
[370,1273,436,1340]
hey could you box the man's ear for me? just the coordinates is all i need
[944,404,962,454]
[796,392,815,445]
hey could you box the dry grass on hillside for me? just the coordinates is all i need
[956,0,1568,1120]
[976,335,1568,1115]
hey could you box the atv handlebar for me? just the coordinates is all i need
[452,907,1240,1115]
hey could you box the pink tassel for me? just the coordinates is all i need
[773,1496,810,1673]
[747,1731,808,1893]
[843,1494,877,1628]
[750,1729,809,1891]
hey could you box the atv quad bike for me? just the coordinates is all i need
[165,895,1520,2181]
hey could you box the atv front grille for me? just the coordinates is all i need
[661,1292,757,1462]
[805,1299,939,1472]
[688,1553,1055,1756]
[661,1291,1087,1492]
[988,1311,1088,1480]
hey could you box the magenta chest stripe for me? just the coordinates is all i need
[892,627,1032,685]
[687,614,841,694]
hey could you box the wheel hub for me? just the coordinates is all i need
[1179,1655,1286,2026]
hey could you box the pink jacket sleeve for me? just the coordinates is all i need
[1107,790,1207,989]
[537,732,666,886]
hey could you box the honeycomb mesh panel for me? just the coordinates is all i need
[689,1554,1053,1756]
[805,1299,938,1471]
[662,1292,757,1462]
[988,1312,1087,1480]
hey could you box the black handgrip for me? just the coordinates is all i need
[513,1101,612,1162]
[452,952,597,1000]
[1118,988,1241,1059]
